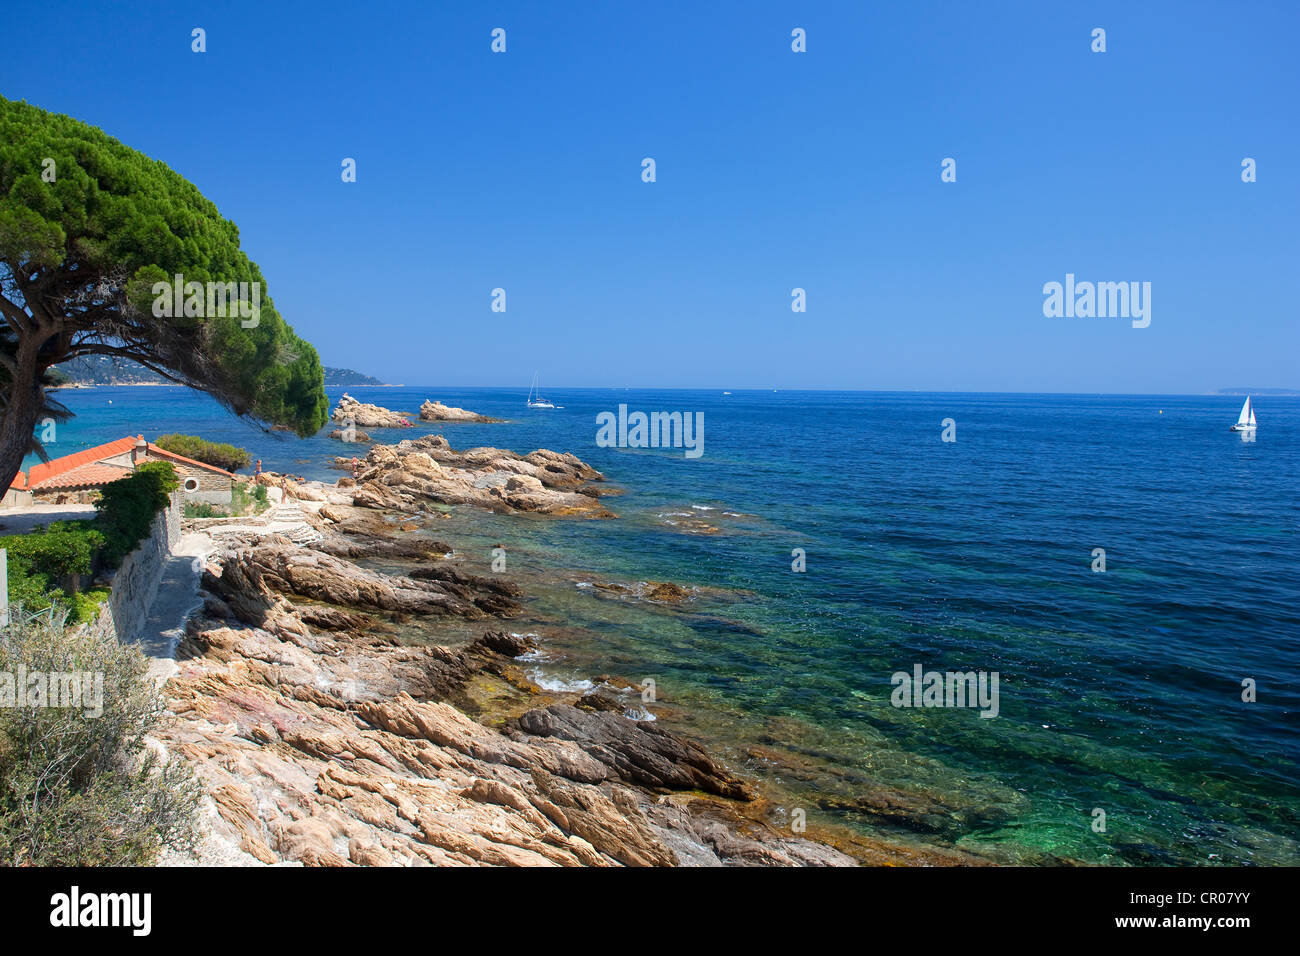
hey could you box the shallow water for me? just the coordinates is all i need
[32,386,1300,864]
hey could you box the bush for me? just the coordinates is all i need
[153,434,251,472]
[95,462,178,566]
[183,502,223,519]
[229,481,269,517]
[68,588,111,625]
[1,466,178,619]
[0,522,105,615]
[0,607,200,864]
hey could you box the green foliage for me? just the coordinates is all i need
[0,608,200,865]
[0,521,105,615]
[154,433,251,472]
[1,467,177,615]
[183,501,221,519]
[68,588,110,624]
[0,520,102,579]
[232,480,268,515]
[0,95,329,440]
[94,462,177,566]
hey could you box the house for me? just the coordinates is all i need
[2,471,30,508]
[5,435,237,506]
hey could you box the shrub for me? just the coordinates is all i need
[153,434,251,473]
[95,462,178,566]
[68,588,111,625]
[0,607,201,865]
[228,481,269,517]
[0,522,105,615]
[1,466,178,618]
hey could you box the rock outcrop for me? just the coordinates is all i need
[419,400,502,423]
[347,436,612,517]
[205,539,521,620]
[160,540,859,867]
[331,393,414,429]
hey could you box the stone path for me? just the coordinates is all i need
[205,495,323,546]
[130,492,330,867]
[132,531,214,685]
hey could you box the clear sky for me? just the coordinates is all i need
[5,1,1297,392]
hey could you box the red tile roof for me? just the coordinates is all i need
[14,434,235,494]
[31,462,132,491]
[25,436,138,489]
[8,471,27,491]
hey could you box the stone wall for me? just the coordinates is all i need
[158,456,234,506]
[87,493,181,644]
[1,488,32,508]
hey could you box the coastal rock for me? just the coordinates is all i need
[331,393,414,429]
[419,400,502,423]
[514,704,754,800]
[329,427,372,443]
[206,541,520,619]
[644,582,691,603]
[349,436,612,517]
[308,504,455,562]
[161,536,858,867]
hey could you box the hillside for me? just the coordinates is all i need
[50,357,384,387]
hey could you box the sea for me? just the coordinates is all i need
[24,386,1300,865]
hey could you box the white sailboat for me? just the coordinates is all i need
[1229,395,1257,433]
[526,372,556,409]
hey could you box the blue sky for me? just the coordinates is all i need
[5,1,1297,392]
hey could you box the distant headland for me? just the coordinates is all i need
[1217,387,1300,396]
[48,356,389,388]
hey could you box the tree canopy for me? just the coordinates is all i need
[154,433,252,472]
[0,95,328,491]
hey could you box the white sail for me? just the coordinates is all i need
[1237,397,1251,426]
[1248,401,1256,426]
[526,372,555,408]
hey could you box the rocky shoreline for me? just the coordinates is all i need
[156,435,866,866]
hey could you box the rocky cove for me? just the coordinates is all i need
[157,429,877,866]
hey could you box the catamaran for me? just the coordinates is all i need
[1229,395,1257,433]
[526,372,556,409]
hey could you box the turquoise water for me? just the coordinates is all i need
[29,386,1300,864]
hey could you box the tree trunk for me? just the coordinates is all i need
[0,337,44,497]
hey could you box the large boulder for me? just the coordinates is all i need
[331,393,414,429]
[419,400,502,423]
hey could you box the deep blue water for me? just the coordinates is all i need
[28,386,1300,864]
